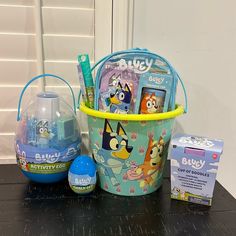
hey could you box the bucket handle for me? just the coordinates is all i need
[17,73,77,121]
[175,72,188,113]
[89,48,188,113]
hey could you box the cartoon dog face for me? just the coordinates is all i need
[144,137,159,167]
[109,82,132,110]
[102,119,133,160]
[18,152,29,171]
[36,120,50,138]
[140,93,158,114]
[109,74,121,87]
[144,136,165,167]
[172,187,181,195]
[157,136,164,156]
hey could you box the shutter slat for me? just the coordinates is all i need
[43,35,94,61]
[0,61,37,85]
[42,0,94,9]
[0,134,15,156]
[0,5,34,33]
[44,61,94,86]
[0,111,16,133]
[42,7,94,36]
[0,0,34,6]
[0,87,38,109]
[0,34,36,59]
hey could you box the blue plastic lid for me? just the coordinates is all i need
[69,155,96,176]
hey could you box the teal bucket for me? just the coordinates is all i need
[80,103,185,196]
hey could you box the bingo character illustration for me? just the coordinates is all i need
[136,135,165,188]
[106,82,132,114]
[19,155,29,171]
[93,119,133,186]
[140,93,158,114]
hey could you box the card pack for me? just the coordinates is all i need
[134,73,173,114]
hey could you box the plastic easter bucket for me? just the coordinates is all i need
[79,102,185,196]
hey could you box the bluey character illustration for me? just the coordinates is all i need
[136,136,165,188]
[106,82,132,114]
[172,187,181,198]
[102,74,122,102]
[100,74,121,111]
[140,93,158,114]
[108,74,122,88]
[94,119,133,186]
[36,120,50,138]
[109,74,134,100]
[36,120,51,147]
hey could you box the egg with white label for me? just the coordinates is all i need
[68,155,97,194]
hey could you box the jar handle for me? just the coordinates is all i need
[17,74,76,121]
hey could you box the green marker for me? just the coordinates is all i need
[78,54,94,109]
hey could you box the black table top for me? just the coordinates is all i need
[0,163,235,236]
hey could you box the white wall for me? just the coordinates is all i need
[133,0,236,198]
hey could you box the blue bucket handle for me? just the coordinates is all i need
[17,73,77,121]
[89,48,188,113]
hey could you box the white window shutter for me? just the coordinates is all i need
[0,0,113,163]
[0,1,38,163]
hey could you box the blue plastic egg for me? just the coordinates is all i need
[68,155,97,194]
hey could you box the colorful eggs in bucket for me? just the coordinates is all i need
[15,74,81,183]
[68,155,97,194]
